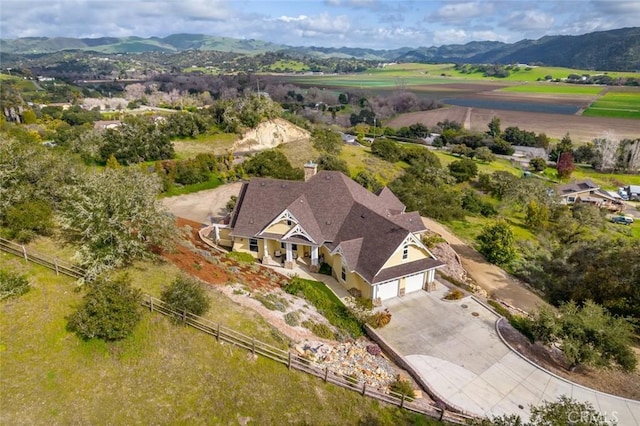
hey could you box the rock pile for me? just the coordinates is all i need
[293,339,397,389]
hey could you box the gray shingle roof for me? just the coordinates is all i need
[230,171,440,284]
[556,179,599,196]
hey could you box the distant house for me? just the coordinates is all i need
[512,146,546,159]
[210,163,444,302]
[94,120,122,130]
[622,185,640,201]
[340,132,358,145]
[556,179,621,210]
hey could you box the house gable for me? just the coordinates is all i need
[380,233,433,270]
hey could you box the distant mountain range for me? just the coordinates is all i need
[2,27,639,71]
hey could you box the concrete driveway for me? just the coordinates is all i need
[374,283,640,424]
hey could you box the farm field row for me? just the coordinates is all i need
[583,90,640,119]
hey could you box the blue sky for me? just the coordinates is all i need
[2,1,639,48]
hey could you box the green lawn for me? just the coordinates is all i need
[431,150,522,175]
[0,256,442,425]
[569,166,640,189]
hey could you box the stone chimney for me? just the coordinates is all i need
[303,161,317,182]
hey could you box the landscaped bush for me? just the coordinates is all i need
[226,251,257,264]
[366,344,382,356]
[67,275,142,341]
[389,377,415,401]
[161,274,211,323]
[253,293,289,312]
[0,269,31,300]
[318,262,332,275]
[302,320,335,340]
[367,309,392,328]
[284,310,302,326]
[444,289,464,300]
[488,299,535,342]
[284,277,363,338]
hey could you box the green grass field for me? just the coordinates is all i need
[0,254,441,425]
[500,84,603,95]
[284,63,639,88]
[172,132,238,159]
[583,89,640,119]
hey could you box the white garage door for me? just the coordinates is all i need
[376,279,399,300]
[405,273,425,294]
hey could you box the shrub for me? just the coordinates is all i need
[0,269,31,300]
[444,289,464,300]
[367,309,392,328]
[4,199,54,243]
[448,158,478,183]
[389,377,415,401]
[366,344,382,356]
[225,251,256,263]
[318,262,332,275]
[67,275,142,341]
[254,293,288,312]
[161,274,211,323]
[421,233,446,248]
[302,320,335,340]
[284,310,302,326]
[530,157,547,172]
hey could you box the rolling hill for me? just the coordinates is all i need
[1,27,639,71]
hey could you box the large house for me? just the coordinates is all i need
[555,179,621,210]
[212,163,444,302]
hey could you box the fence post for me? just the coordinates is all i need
[54,259,59,275]
[149,296,153,312]
[400,393,405,408]
[361,382,366,396]
[216,323,221,341]
[324,366,329,382]
[252,337,256,355]
[182,309,187,325]
[288,352,292,370]
[22,245,28,261]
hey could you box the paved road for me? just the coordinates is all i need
[375,286,640,424]
[422,217,547,314]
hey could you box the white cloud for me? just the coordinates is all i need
[432,2,488,22]
[505,10,554,31]
[434,29,469,45]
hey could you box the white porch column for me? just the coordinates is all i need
[427,269,435,283]
[285,243,293,262]
[263,239,268,255]
[214,225,220,242]
[311,246,319,266]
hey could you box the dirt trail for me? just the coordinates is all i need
[422,217,547,314]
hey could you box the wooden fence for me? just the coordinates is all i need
[0,238,473,425]
[0,238,85,279]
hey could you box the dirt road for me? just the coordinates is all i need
[162,182,244,224]
[422,217,547,314]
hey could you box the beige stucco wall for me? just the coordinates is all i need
[381,243,429,269]
[218,228,233,248]
[264,221,294,235]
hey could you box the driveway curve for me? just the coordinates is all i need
[422,217,546,314]
[375,286,640,424]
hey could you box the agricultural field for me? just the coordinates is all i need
[499,84,604,95]
[583,88,640,119]
[388,106,640,142]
